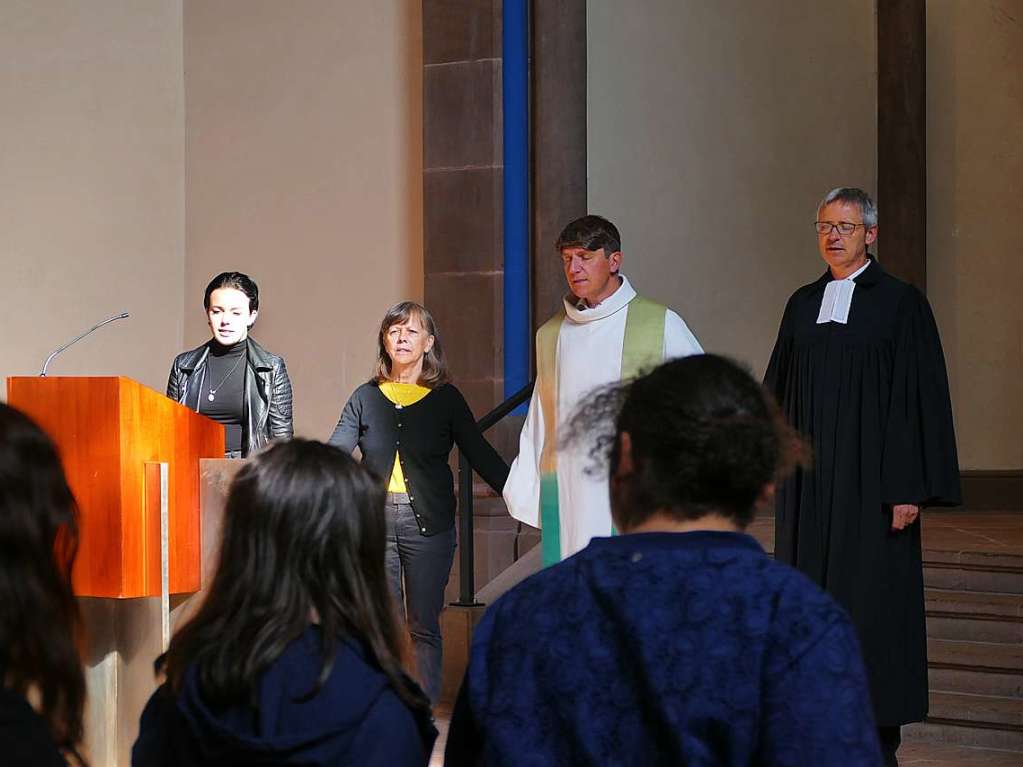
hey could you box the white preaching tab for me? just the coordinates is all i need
[817,261,870,324]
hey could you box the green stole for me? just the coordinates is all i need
[536,296,667,566]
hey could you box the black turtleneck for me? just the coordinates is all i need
[199,339,246,453]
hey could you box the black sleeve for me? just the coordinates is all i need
[881,288,961,507]
[166,359,180,401]
[448,387,510,493]
[268,357,294,440]
[763,292,797,396]
[328,388,364,453]
[443,678,484,767]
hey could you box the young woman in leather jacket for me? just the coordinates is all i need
[166,272,293,458]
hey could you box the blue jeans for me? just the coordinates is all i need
[385,497,456,703]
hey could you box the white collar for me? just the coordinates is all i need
[563,275,637,323]
[842,261,871,281]
[817,261,870,325]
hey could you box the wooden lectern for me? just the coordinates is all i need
[7,376,224,599]
[7,376,226,766]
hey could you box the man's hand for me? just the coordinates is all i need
[891,504,920,531]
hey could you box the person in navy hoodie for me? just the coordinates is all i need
[133,439,436,766]
[446,355,883,766]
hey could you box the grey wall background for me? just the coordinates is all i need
[0,0,186,393]
[926,0,1022,470]
[588,0,1021,469]
[183,0,424,440]
[1,1,424,443]
[587,0,877,375]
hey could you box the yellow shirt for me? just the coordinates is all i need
[378,381,431,493]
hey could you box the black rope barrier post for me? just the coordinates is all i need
[449,381,534,608]
[453,450,482,607]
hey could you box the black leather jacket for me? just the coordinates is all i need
[166,337,293,456]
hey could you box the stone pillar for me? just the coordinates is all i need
[877,0,927,290]
[531,0,587,327]
[423,0,504,418]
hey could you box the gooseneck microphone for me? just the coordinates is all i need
[40,312,131,377]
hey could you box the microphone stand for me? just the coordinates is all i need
[40,312,131,377]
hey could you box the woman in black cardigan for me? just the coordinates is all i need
[328,302,508,703]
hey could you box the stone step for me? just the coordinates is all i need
[924,561,1023,595]
[903,691,1023,751]
[931,667,1023,702]
[898,740,1023,765]
[929,638,1023,673]
[927,588,1023,618]
[926,588,1023,644]
[904,719,1023,752]
[929,639,1023,699]
[929,691,1023,728]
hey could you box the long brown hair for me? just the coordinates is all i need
[0,404,86,763]
[374,301,450,388]
[162,440,430,717]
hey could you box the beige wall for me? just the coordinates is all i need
[183,0,424,440]
[927,0,1023,470]
[587,0,877,377]
[0,0,185,394]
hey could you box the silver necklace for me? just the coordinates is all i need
[207,352,244,402]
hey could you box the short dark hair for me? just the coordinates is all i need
[555,214,622,255]
[0,404,86,760]
[203,271,260,312]
[374,301,450,388]
[565,355,804,530]
[162,440,430,717]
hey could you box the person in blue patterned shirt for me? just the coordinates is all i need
[446,354,883,767]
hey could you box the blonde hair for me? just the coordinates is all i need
[374,301,450,388]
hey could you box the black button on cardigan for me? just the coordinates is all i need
[328,382,509,536]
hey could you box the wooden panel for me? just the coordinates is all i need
[142,463,165,596]
[8,377,124,596]
[7,377,223,598]
[961,471,1023,512]
[531,0,588,333]
[170,401,223,593]
[116,377,222,596]
[877,0,927,290]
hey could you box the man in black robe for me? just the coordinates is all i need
[764,187,961,767]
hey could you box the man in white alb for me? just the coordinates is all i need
[504,215,703,565]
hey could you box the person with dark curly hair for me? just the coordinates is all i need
[0,404,87,766]
[132,440,436,766]
[446,355,883,766]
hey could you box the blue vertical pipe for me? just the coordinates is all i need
[503,0,529,405]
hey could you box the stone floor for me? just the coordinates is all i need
[921,510,1023,563]
[428,709,1023,766]
[898,741,1023,765]
[746,508,1023,559]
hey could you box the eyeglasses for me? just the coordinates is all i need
[814,221,866,236]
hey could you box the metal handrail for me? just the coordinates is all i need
[452,381,534,606]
